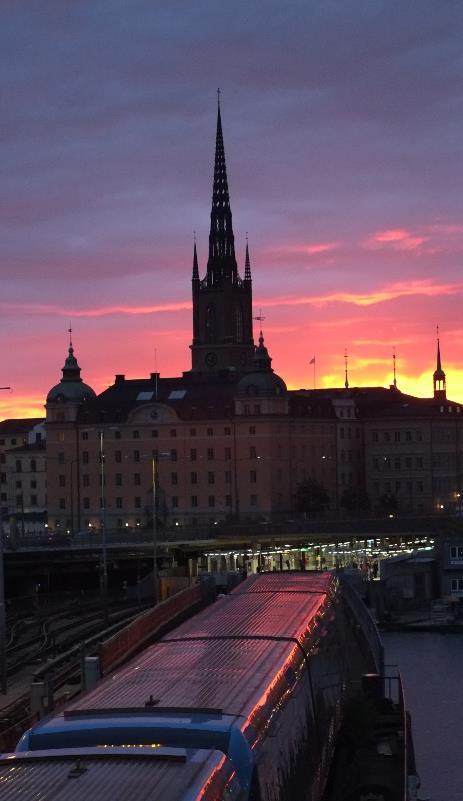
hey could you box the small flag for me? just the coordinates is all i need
[309,357,315,365]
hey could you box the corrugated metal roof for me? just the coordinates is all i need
[69,637,292,717]
[67,573,333,719]
[0,748,231,801]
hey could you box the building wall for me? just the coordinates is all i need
[45,402,338,533]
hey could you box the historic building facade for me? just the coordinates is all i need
[39,104,463,534]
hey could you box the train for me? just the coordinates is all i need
[1,572,384,801]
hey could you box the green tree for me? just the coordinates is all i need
[340,487,371,518]
[377,493,398,516]
[294,478,330,518]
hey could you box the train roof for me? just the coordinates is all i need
[64,572,336,718]
[21,573,338,757]
[0,747,240,801]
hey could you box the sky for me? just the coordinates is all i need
[1,0,463,419]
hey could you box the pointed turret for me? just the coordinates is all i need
[189,94,255,374]
[206,92,238,284]
[433,327,446,399]
[192,238,199,282]
[46,336,95,408]
[244,238,252,282]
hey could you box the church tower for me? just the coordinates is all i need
[190,96,254,373]
[433,327,446,400]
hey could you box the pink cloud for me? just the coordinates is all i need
[365,228,427,251]
[267,241,340,256]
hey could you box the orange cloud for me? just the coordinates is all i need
[259,278,463,310]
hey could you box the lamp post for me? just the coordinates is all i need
[0,504,6,694]
[99,431,108,605]
[152,451,158,605]
[0,386,11,693]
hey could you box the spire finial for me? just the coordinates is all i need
[192,235,199,281]
[244,235,252,281]
[217,87,221,108]
[393,346,397,388]
[68,322,73,350]
[344,348,349,390]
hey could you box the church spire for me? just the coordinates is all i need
[244,235,252,282]
[344,348,349,390]
[433,325,446,399]
[207,90,237,283]
[192,234,199,282]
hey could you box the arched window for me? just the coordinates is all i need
[235,307,243,343]
[206,305,215,342]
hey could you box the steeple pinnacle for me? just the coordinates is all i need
[433,325,446,399]
[244,234,252,282]
[344,348,349,390]
[192,235,199,282]
[207,92,237,282]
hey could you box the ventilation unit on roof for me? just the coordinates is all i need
[137,391,154,401]
[168,390,186,400]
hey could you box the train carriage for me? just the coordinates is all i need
[4,572,381,801]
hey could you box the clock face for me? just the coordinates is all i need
[205,351,218,368]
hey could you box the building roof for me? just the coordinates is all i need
[0,418,44,434]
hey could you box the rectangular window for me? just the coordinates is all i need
[190,448,197,462]
[224,427,231,436]
[191,495,198,508]
[30,459,36,472]
[115,450,122,463]
[134,473,141,486]
[83,497,90,509]
[405,431,412,441]
[416,456,423,468]
[208,471,215,485]
[451,578,463,592]
[82,451,89,465]
[394,431,401,442]
[133,430,139,439]
[16,494,22,506]
[208,495,215,508]
[450,546,463,560]
[133,450,140,462]
[340,427,345,440]
[249,446,257,459]
[244,404,250,415]
[16,480,22,489]
[114,430,121,439]
[59,474,66,487]
[30,479,37,489]
[191,471,197,485]
[134,496,141,508]
[383,431,390,442]
[152,429,158,438]
[171,449,178,462]
[405,457,412,469]
[373,457,379,470]
[207,427,214,436]
[59,498,66,510]
[416,480,424,493]
[116,497,123,509]
[394,457,401,470]
[171,472,178,486]
[372,431,379,442]
[225,470,231,484]
[226,494,232,506]
[254,405,261,415]
[82,431,89,440]
[115,473,122,486]
[416,430,423,442]
[207,448,214,460]
[249,425,256,435]
[170,429,177,438]
[30,495,37,506]
[395,480,401,492]
[189,428,197,437]
[250,494,258,506]
[224,447,231,461]
[250,470,257,484]
[172,496,179,508]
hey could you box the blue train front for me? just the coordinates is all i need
[2,572,382,801]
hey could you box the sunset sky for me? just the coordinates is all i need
[1,1,463,419]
